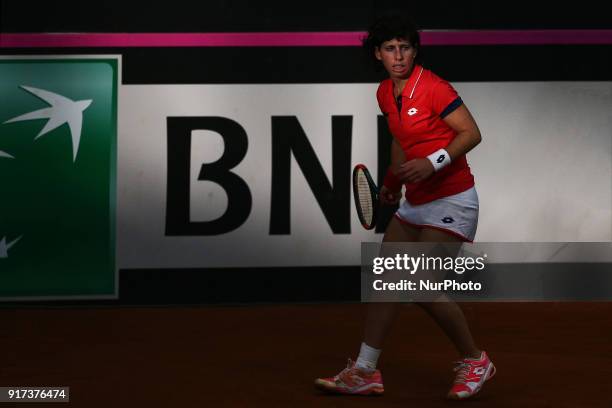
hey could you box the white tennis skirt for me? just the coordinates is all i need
[394,186,479,242]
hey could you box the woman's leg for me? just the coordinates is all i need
[363,217,420,349]
[416,228,495,401]
[414,227,480,358]
[314,217,420,395]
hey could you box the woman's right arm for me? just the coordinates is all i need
[390,138,406,171]
[380,138,405,205]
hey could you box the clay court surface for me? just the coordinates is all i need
[2,302,611,407]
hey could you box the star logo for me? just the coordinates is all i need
[1,87,93,259]
[0,152,17,256]
[3,85,93,162]
[0,236,22,258]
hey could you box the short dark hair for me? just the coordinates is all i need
[362,14,422,68]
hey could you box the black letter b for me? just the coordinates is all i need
[166,117,251,235]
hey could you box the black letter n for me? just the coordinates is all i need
[270,116,351,234]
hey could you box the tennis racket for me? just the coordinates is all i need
[352,164,379,230]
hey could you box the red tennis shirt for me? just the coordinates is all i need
[377,65,475,205]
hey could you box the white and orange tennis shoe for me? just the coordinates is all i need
[447,351,496,400]
[315,359,384,395]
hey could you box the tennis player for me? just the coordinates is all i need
[315,14,495,400]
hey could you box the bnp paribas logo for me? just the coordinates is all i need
[0,56,119,300]
[2,85,92,162]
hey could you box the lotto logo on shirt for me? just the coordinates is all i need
[407,108,418,116]
[0,57,119,300]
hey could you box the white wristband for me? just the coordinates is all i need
[427,149,451,171]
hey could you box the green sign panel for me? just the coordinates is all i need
[0,57,118,300]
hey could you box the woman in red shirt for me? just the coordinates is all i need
[315,14,495,400]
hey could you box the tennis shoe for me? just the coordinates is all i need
[447,351,496,400]
[315,359,384,395]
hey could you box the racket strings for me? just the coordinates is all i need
[356,171,374,225]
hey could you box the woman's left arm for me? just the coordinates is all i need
[396,103,481,184]
[441,103,482,160]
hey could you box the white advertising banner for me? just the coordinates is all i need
[117,83,612,268]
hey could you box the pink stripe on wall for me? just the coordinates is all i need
[422,30,612,45]
[0,32,364,47]
[1,30,612,48]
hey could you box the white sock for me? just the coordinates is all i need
[355,342,381,371]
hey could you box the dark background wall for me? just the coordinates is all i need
[2,0,611,83]
[2,0,612,31]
